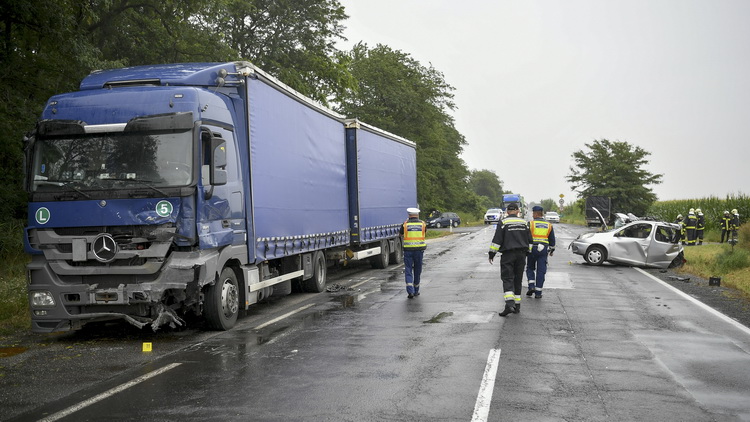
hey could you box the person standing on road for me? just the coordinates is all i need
[401,207,427,299]
[696,208,705,245]
[674,214,686,244]
[685,208,697,246]
[526,205,556,299]
[720,210,732,243]
[488,202,533,317]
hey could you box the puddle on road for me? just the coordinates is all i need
[0,346,28,358]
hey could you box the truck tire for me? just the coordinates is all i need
[303,251,327,293]
[204,266,240,330]
[389,237,403,265]
[371,240,390,269]
[584,245,606,266]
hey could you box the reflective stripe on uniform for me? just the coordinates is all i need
[503,291,514,301]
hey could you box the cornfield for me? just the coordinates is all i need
[647,194,749,232]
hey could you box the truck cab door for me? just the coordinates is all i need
[197,127,245,249]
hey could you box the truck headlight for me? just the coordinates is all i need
[31,291,56,307]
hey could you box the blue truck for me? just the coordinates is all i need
[23,62,416,333]
[501,193,526,217]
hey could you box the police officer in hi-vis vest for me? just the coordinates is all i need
[488,202,533,316]
[400,207,427,298]
[526,205,556,299]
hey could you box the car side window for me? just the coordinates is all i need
[620,223,651,239]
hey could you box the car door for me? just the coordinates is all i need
[646,224,681,268]
[607,222,653,265]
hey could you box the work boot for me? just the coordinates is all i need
[513,303,520,314]
[526,282,536,297]
[498,302,516,317]
[535,292,542,299]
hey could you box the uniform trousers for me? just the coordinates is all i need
[500,249,527,300]
[404,249,424,295]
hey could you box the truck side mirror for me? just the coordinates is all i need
[210,136,227,186]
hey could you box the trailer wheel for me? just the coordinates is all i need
[584,245,606,266]
[303,251,327,293]
[204,267,240,330]
[371,240,390,269]
[389,237,403,265]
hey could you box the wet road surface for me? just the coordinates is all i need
[4,224,750,421]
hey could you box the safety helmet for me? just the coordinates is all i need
[695,208,701,213]
[732,209,738,214]
[676,214,683,219]
[724,210,730,214]
[689,208,695,214]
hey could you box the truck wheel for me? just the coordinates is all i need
[303,251,327,293]
[584,246,606,266]
[389,237,403,265]
[204,267,240,330]
[371,240,390,269]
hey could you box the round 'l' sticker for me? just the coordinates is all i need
[156,200,173,217]
[35,207,50,225]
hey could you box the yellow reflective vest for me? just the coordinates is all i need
[530,220,552,244]
[403,220,427,250]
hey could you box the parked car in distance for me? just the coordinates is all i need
[569,220,684,269]
[544,211,560,223]
[427,212,461,228]
[484,208,502,224]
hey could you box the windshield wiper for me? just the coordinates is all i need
[34,180,94,199]
[106,178,170,197]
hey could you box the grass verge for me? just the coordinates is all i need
[678,243,750,298]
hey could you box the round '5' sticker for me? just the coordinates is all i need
[156,201,173,217]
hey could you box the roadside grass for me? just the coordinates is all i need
[678,242,750,298]
[0,220,31,336]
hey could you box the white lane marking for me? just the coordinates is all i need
[635,268,750,336]
[350,277,375,289]
[38,363,182,422]
[471,348,501,422]
[253,303,315,330]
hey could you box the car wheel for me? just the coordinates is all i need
[584,245,606,266]
[452,221,459,228]
[435,222,442,228]
[668,251,686,269]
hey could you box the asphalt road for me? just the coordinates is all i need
[3,224,750,421]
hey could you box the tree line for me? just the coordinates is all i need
[0,0,506,223]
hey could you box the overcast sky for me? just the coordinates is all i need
[337,0,749,207]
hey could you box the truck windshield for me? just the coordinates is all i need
[30,131,193,192]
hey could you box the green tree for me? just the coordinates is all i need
[567,139,662,216]
[539,198,558,212]
[336,43,472,214]
[200,0,354,104]
[468,170,504,207]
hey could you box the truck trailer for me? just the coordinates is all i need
[585,196,612,227]
[23,62,416,333]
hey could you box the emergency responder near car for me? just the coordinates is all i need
[675,214,686,244]
[729,208,741,245]
[696,208,705,245]
[401,207,427,298]
[487,203,533,316]
[685,208,697,246]
[526,206,556,299]
[720,210,732,243]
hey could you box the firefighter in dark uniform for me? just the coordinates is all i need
[685,208,697,246]
[720,211,732,243]
[401,207,426,298]
[488,203,533,317]
[674,214,686,244]
[526,205,556,299]
[729,208,741,245]
[696,208,705,245]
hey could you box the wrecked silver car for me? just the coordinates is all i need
[569,220,685,269]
